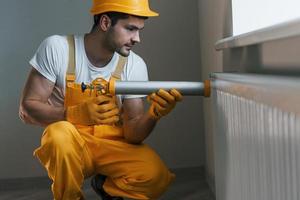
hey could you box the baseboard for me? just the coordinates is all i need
[0,176,51,191]
[205,169,216,198]
[171,166,204,181]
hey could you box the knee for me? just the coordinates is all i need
[142,163,165,184]
[142,163,174,198]
[123,156,174,199]
[42,121,77,148]
[34,121,85,169]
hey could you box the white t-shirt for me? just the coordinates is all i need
[30,35,149,107]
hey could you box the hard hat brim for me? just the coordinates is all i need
[90,5,159,17]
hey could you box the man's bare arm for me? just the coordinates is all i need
[19,67,65,127]
[122,98,157,144]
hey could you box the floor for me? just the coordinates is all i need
[0,167,215,200]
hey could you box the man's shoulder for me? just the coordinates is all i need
[128,50,140,58]
[35,35,71,57]
[42,35,67,45]
[128,51,145,65]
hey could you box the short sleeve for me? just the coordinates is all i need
[29,35,66,83]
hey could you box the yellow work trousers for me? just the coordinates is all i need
[34,121,174,200]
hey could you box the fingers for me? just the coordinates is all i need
[147,89,182,119]
[94,100,120,124]
[93,95,112,105]
[97,107,119,119]
[91,95,117,112]
[156,89,175,104]
[93,106,120,125]
[97,102,118,114]
[170,89,183,101]
[148,89,182,107]
[151,102,165,116]
[149,93,168,107]
[96,115,120,125]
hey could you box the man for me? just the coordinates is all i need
[19,0,182,199]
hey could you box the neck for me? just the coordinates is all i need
[84,32,114,68]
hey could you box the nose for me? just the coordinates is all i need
[132,31,140,43]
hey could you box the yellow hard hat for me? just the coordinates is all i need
[90,0,159,17]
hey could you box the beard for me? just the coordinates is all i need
[115,46,130,57]
[105,28,131,57]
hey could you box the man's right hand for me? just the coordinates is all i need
[66,96,120,125]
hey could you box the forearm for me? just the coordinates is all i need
[123,112,158,144]
[20,99,65,127]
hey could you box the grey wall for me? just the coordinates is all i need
[0,0,204,179]
[137,0,204,170]
[198,0,232,192]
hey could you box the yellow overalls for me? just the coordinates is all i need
[33,35,175,200]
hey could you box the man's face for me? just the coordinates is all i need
[106,16,145,57]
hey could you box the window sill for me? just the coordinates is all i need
[215,18,300,50]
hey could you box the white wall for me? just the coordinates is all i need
[0,0,204,179]
[232,0,300,35]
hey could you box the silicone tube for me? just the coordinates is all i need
[108,80,211,97]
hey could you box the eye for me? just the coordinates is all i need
[126,27,135,31]
[125,25,139,32]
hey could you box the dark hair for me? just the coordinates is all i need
[92,12,129,31]
[91,12,148,31]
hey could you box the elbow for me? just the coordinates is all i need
[19,101,34,125]
[123,130,143,145]
[125,138,143,145]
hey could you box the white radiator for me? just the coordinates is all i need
[211,73,300,200]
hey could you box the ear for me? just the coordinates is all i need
[99,14,112,32]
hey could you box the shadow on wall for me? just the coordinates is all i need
[223,36,300,76]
